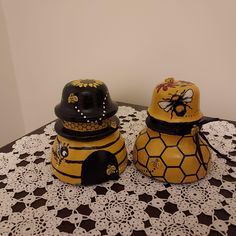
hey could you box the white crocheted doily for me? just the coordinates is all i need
[0,106,236,236]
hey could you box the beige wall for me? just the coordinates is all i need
[1,0,236,134]
[0,1,25,147]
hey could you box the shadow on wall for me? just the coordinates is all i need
[0,1,25,147]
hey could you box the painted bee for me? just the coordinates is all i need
[68,93,79,104]
[158,89,193,118]
[53,141,69,165]
[106,165,117,176]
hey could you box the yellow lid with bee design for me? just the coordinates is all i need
[148,78,203,123]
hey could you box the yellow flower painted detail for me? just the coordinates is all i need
[71,79,103,88]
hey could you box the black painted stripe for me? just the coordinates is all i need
[113,143,126,155]
[118,153,128,166]
[64,159,84,164]
[51,163,81,179]
[64,144,125,165]
[69,134,121,150]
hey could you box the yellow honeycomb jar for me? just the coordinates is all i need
[133,78,211,183]
[133,128,210,183]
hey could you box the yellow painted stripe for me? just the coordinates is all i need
[51,166,82,185]
[57,130,120,149]
[51,159,81,179]
[69,134,121,150]
[118,158,128,174]
[116,148,127,165]
[51,153,83,177]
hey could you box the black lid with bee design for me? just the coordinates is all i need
[55,79,118,123]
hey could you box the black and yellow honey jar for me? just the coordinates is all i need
[51,79,128,185]
[133,78,211,183]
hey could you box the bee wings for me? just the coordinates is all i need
[158,101,173,112]
[158,89,193,111]
[182,89,193,102]
[56,142,62,157]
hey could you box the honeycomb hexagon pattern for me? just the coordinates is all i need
[133,128,211,183]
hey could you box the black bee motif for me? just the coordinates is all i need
[158,89,193,118]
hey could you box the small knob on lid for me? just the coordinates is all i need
[164,77,175,83]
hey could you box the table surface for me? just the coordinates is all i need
[0,102,236,236]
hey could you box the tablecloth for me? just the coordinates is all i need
[0,105,236,236]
